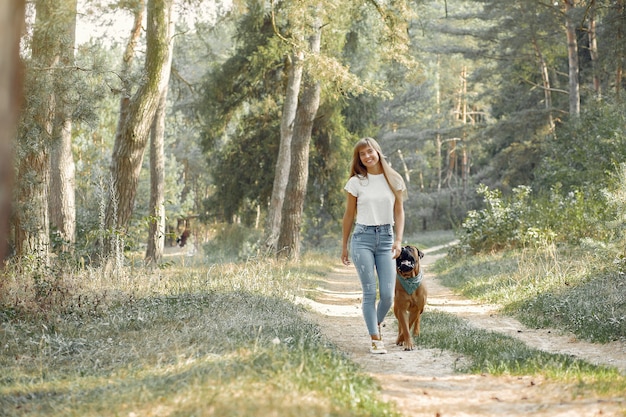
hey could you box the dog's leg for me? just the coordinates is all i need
[403,314,414,350]
[394,304,405,346]
[409,309,421,337]
[394,305,409,348]
[411,289,427,337]
[395,305,413,350]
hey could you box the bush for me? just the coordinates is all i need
[202,223,264,262]
[457,181,617,255]
[535,101,626,193]
[457,184,543,253]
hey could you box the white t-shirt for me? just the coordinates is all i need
[344,173,400,225]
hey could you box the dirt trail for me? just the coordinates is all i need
[298,245,626,417]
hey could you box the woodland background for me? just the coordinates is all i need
[2,0,626,271]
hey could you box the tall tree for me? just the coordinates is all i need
[563,0,581,117]
[146,8,175,265]
[49,0,78,254]
[611,0,625,98]
[0,0,25,266]
[265,49,303,251]
[145,91,168,264]
[104,0,174,257]
[15,0,60,265]
[277,20,322,259]
[587,0,601,97]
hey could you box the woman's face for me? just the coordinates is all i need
[358,145,380,172]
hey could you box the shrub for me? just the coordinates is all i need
[457,181,616,254]
[457,184,542,253]
[202,223,264,261]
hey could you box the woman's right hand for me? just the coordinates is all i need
[341,248,351,265]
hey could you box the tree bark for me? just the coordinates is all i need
[145,91,168,265]
[265,51,303,252]
[49,0,78,254]
[563,0,580,117]
[15,0,59,265]
[277,24,322,260]
[587,0,600,98]
[104,0,174,258]
[146,8,174,265]
[435,55,442,192]
[615,0,624,99]
[0,0,24,266]
[531,36,556,135]
[460,66,468,196]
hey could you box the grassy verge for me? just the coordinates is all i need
[415,311,626,397]
[0,256,399,417]
[407,229,456,251]
[3,232,624,415]
[433,244,626,343]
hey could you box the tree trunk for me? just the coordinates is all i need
[531,36,556,135]
[146,9,174,265]
[587,0,601,98]
[265,51,303,252]
[49,0,78,254]
[444,139,457,187]
[435,55,442,192]
[277,25,322,260]
[15,0,59,265]
[0,0,24,266]
[104,0,174,258]
[145,91,167,265]
[396,149,410,183]
[460,66,468,196]
[615,0,624,99]
[564,0,580,117]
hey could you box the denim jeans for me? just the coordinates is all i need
[350,223,396,337]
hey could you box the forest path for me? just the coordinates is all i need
[298,244,626,417]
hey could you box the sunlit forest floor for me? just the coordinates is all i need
[1,231,625,416]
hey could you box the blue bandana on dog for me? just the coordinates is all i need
[397,269,424,295]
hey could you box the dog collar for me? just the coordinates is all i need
[397,270,423,295]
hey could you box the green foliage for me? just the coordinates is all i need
[303,101,355,249]
[603,163,626,255]
[528,184,612,246]
[202,103,281,224]
[458,184,537,253]
[202,223,265,262]
[196,1,284,148]
[535,101,626,193]
[458,180,616,254]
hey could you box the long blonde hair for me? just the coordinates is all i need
[349,137,407,201]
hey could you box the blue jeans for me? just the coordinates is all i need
[350,224,396,337]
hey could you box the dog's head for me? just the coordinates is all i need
[396,245,424,278]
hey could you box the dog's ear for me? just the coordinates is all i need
[417,248,425,259]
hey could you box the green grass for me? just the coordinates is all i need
[415,311,626,396]
[2,235,626,415]
[433,244,626,343]
[0,256,400,417]
[406,229,456,250]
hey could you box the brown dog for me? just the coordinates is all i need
[394,245,427,351]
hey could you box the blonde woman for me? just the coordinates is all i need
[341,137,407,354]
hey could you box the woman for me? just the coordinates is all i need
[341,137,407,354]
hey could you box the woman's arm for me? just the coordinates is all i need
[392,196,405,259]
[341,193,357,265]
